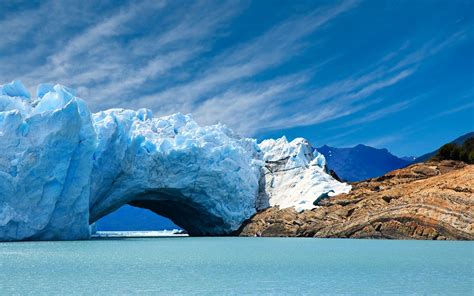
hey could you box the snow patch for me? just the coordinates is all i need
[258,137,351,212]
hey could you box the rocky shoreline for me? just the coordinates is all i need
[237,160,473,240]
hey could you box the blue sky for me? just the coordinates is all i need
[1,0,472,156]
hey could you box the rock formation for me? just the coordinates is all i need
[238,160,473,240]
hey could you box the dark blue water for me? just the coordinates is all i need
[1,237,473,295]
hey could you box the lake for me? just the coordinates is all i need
[1,237,473,295]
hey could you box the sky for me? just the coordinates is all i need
[0,0,473,157]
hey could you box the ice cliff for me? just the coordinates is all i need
[0,81,350,241]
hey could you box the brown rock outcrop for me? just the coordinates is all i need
[237,160,473,240]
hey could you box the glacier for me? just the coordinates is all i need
[0,81,350,241]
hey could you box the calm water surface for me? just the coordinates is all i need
[1,237,473,295]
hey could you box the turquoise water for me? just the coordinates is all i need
[1,237,473,295]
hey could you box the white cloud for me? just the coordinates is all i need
[0,0,469,140]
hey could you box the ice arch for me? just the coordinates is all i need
[0,81,350,241]
[88,109,261,236]
[0,81,260,240]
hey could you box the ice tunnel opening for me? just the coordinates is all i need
[90,189,229,236]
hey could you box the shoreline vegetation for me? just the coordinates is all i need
[434,137,474,164]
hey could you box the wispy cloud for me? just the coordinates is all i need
[0,0,470,142]
[423,93,474,122]
[3,0,246,105]
[343,101,412,126]
[388,29,469,73]
[336,96,425,128]
[136,0,360,114]
[364,134,403,149]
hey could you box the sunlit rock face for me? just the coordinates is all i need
[0,81,350,241]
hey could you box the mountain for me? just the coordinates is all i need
[413,132,474,163]
[317,144,411,182]
[96,205,180,231]
[401,156,417,162]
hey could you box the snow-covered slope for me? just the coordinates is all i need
[258,137,351,212]
[0,81,350,241]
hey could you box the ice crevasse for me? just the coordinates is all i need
[0,81,351,241]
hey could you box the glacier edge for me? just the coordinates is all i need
[0,81,350,241]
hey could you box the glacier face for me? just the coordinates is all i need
[0,82,95,240]
[0,81,350,241]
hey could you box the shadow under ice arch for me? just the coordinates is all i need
[90,189,228,236]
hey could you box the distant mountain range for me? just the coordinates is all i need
[401,156,417,162]
[317,144,411,182]
[317,131,474,182]
[96,205,180,231]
